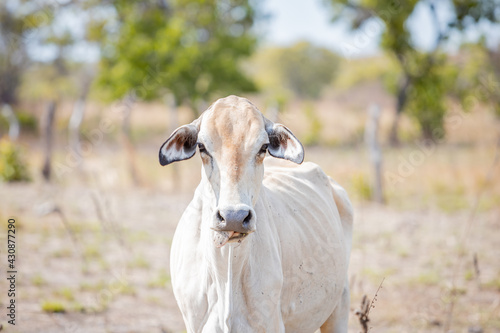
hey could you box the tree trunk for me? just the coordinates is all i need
[121,94,140,186]
[68,97,86,169]
[388,111,401,146]
[365,104,384,204]
[421,122,435,142]
[42,101,57,181]
[1,104,19,141]
[389,74,411,146]
[68,76,91,171]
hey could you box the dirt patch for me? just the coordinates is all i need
[0,182,499,332]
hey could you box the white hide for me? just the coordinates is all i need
[170,158,353,333]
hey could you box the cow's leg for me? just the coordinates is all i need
[320,282,350,333]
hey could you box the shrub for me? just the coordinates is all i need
[17,111,38,133]
[0,110,38,134]
[41,300,66,313]
[0,138,30,182]
[302,103,323,146]
[350,173,373,201]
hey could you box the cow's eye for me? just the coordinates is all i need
[198,143,207,154]
[258,144,268,155]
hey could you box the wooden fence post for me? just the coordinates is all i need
[365,104,384,203]
[42,101,57,181]
[1,104,19,141]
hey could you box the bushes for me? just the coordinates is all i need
[0,138,30,182]
[0,110,38,134]
[302,103,323,146]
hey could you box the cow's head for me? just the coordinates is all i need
[159,96,304,247]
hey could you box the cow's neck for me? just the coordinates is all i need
[200,182,254,331]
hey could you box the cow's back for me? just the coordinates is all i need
[260,158,352,332]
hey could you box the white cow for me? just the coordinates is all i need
[159,96,353,333]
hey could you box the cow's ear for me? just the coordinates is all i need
[265,120,304,164]
[159,119,200,166]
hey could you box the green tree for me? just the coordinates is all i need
[96,0,258,113]
[0,1,56,106]
[253,41,340,101]
[325,0,500,142]
[453,41,500,117]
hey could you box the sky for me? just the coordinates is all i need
[258,0,380,57]
[28,0,500,62]
[259,0,500,58]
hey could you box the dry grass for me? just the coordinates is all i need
[355,279,384,333]
[1,92,499,332]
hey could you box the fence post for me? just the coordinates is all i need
[365,104,384,203]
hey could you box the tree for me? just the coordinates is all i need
[1,0,74,180]
[453,41,500,117]
[0,1,59,107]
[325,0,500,142]
[253,41,340,101]
[96,0,258,113]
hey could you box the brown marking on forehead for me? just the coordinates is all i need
[204,96,265,180]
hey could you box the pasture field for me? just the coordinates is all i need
[0,96,499,332]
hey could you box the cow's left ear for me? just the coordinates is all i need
[159,119,200,166]
[265,120,304,164]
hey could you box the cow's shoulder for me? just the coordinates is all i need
[263,158,331,191]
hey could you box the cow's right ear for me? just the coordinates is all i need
[159,120,200,166]
[264,119,304,164]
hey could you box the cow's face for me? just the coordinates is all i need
[159,96,303,247]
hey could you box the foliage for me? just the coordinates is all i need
[325,0,500,140]
[405,53,457,140]
[17,111,38,133]
[1,0,94,130]
[0,0,55,105]
[302,103,323,145]
[349,172,373,201]
[334,56,396,91]
[252,41,340,100]
[19,63,78,102]
[96,0,258,111]
[0,110,38,134]
[452,42,500,116]
[0,138,30,182]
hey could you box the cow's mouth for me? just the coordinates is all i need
[213,230,250,248]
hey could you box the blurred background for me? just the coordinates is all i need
[0,0,499,332]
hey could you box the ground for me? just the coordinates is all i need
[0,96,499,332]
[0,165,499,332]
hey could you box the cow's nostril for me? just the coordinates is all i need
[216,211,224,222]
[243,211,252,225]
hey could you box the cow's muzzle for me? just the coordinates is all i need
[211,205,256,247]
[214,207,254,233]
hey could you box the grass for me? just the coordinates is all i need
[2,95,499,332]
[147,269,171,288]
[51,248,73,258]
[349,172,373,201]
[80,280,109,292]
[83,243,101,259]
[410,271,441,286]
[483,274,500,291]
[56,287,76,301]
[128,254,151,269]
[126,230,151,243]
[41,301,66,313]
[31,274,47,287]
